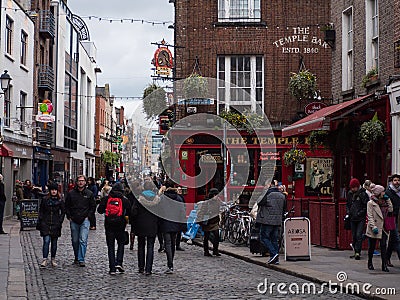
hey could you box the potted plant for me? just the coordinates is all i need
[283,148,306,166]
[359,112,385,153]
[288,70,318,103]
[361,67,378,88]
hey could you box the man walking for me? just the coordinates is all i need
[65,175,96,266]
[0,174,7,234]
[256,181,286,264]
[346,178,369,260]
[385,174,400,266]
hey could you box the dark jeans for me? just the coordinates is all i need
[105,229,125,271]
[204,230,219,254]
[42,235,58,259]
[0,200,5,231]
[163,232,177,269]
[368,232,388,266]
[176,231,182,249]
[137,236,156,273]
[260,224,279,257]
[157,232,164,249]
[386,223,400,261]
[350,220,365,254]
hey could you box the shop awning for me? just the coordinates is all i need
[282,94,373,137]
[0,144,14,157]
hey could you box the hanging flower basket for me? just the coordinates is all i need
[359,112,385,153]
[308,130,329,151]
[283,148,306,166]
[288,70,317,102]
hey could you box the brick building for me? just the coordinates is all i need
[171,0,332,126]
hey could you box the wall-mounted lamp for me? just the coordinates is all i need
[0,70,12,95]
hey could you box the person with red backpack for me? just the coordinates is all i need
[97,182,131,275]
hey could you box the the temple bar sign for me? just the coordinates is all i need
[226,136,301,145]
[273,27,330,54]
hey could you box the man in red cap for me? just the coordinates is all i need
[346,178,369,260]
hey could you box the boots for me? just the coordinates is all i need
[382,260,389,272]
[367,260,374,270]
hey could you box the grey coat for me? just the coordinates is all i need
[256,187,286,226]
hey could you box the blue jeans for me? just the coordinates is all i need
[105,229,125,271]
[137,236,156,273]
[163,232,177,269]
[70,218,90,262]
[260,224,279,257]
[42,235,58,259]
[351,220,365,254]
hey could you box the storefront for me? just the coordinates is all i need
[282,94,391,249]
[33,146,53,189]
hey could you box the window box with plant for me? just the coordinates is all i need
[283,148,306,166]
[361,67,378,88]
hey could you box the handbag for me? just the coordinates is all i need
[384,216,396,231]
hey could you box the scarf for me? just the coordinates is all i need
[389,183,400,196]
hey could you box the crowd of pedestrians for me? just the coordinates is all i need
[346,173,400,272]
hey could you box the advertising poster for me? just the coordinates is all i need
[305,158,333,196]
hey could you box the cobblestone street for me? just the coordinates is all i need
[18,215,363,300]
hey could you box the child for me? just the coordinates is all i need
[36,183,65,267]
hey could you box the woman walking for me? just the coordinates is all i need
[131,181,159,275]
[366,185,393,272]
[36,183,65,268]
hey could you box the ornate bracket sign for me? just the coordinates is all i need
[36,100,55,122]
[151,39,173,78]
[72,14,90,41]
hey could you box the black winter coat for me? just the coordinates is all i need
[36,196,65,237]
[97,190,131,231]
[65,187,96,225]
[158,189,186,233]
[346,187,369,222]
[131,190,160,237]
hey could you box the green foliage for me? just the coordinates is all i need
[142,83,167,120]
[101,151,120,165]
[308,130,329,152]
[359,112,385,153]
[219,109,264,134]
[361,67,378,88]
[183,74,208,99]
[288,70,317,102]
[283,148,306,166]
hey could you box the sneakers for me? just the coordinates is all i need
[73,259,79,265]
[138,269,144,274]
[79,261,86,267]
[268,254,279,264]
[213,252,221,257]
[145,271,152,276]
[355,253,360,260]
[109,270,116,275]
[158,247,165,253]
[204,252,212,257]
[115,265,125,273]
[165,267,174,274]
[51,259,58,267]
[373,250,380,256]
[274,260,280,265]
[40,259,48,268]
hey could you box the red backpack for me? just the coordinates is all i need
[105,197,124,223]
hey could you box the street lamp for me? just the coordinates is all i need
[0,70,12,94]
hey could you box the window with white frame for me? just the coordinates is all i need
[5,16,13,55]
[4,87,11,127]
[217,55,263,112]
[342,7,353,90]
[19,92,27,132]
[218,0,261,22]
[20,30,28,65]
[366,0,379,71]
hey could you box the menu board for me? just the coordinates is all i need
[20,199,39,230]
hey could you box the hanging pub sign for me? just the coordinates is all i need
[152,42,173,77]
[35,99,55,122]
[304,102,327,115]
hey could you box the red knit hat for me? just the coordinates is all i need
[349,178,360,189]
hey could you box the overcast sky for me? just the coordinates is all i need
[68,0,174,119]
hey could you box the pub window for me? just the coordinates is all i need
[217,55,264,113]
[342,7,353,91]
[366,0,379,71]
[218,0,261,22]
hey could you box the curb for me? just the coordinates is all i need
[192,239,390,300]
